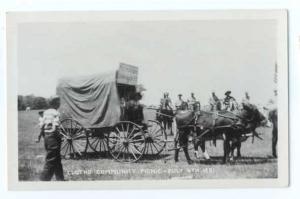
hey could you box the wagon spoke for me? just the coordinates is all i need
[129,132,143,139]
[153,141,164,148]
[61,140,68,149]
[94,138,101,150]
[128,145,138,160]
[90,136,99,146]
[115,127,122,135]
[59,126,69,138]
[72,132,85,140]
[74,140,85,151]
[151,129,163,137]
[131,145,143,155]
[99,139,103,151]
[72,128,83,138]
[60,132,70,139]
[128,126,138,138]
[121,123,125,132]
[149,142,154,154]
[149,125,159,136]
[153,137,165,142]
[73,142,83,156]
[151,143,160,153]
[63,143,70,157]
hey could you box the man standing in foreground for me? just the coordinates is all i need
[265,89,278,158]
[39,96,65,181]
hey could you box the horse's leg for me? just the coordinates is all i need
[174,134,179,162]
[162,120,167,135]
[229,140,235,161]
[236,140,242,158]
[168,120,173,136]
[193,134,199,158]
[223,134,230,164]
[200,140,210,160]
[174,148,179,162]
[181,130,193,164]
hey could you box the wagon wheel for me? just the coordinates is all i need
[59,118,88,159]
[144,120,167,156]
[88,131,108,155]
[107,121,146,163]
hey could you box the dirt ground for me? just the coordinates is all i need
[18,110,277,181]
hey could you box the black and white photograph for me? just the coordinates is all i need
[6,10,288,189]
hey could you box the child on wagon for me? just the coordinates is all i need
[39,96,65,181]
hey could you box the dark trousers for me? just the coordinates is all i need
[40,132,64,181]
[272,126,278,158]
[174,129,192,163]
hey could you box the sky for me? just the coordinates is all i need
[17,19,277,106]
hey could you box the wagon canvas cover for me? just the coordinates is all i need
[56,72,121,128]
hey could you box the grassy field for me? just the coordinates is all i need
[18,110,277,181]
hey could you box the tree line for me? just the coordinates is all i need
[18,95,50,110]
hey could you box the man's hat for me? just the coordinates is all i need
[225,91,231,95]
[178,94,182,96]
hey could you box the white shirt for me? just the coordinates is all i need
[40,109,60,132]
[175,99,184,109]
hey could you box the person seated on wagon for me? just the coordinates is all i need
[175,94,185,111]
[209,92,221,111]
[126,92,145,125]
[120,97,126,121]
[159,92,174,117]
[223,90,236,111]
[160,92,173,111]
[187,92,199,111]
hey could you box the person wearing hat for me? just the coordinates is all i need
[160,92,173,111]
[39,95,65,181]
[175,94,185,111]
[223,91,236,111]
[209,92,221,111]
[187,92,199,111]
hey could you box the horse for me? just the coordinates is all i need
[268,108,278,158]
[156,109,174,135]
[195,101,240,160]
[175,103,266,164]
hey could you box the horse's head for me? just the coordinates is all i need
[240,103,267,128]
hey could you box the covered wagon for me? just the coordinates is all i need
[56,64,167,162]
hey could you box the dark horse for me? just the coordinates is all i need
[174,104,266,164]
[268,108,278,158]
[156,109,174,135]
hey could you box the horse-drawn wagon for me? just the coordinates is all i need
[56,64,167,162]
